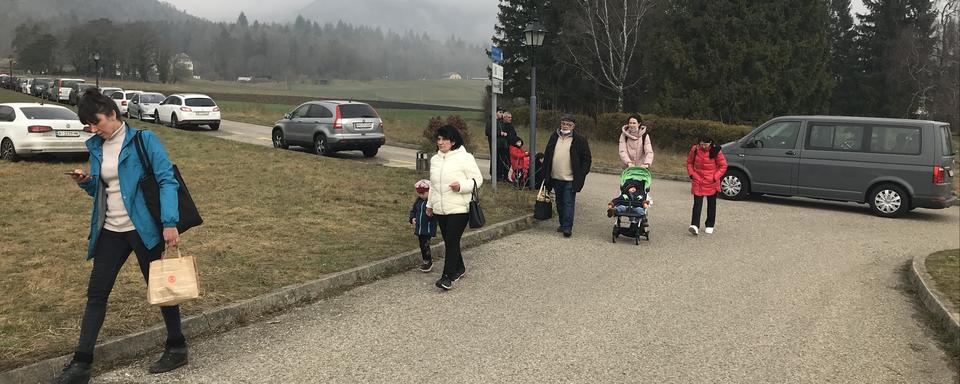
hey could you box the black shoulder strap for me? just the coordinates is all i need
[133,130,154,177]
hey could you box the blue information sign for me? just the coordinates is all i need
[491,46,503,64]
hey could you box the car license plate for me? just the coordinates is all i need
[56,131,80,137]
[354,122,373,129]
[196,111,209,116]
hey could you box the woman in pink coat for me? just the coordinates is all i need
[686,134,727,235]
[618,115,654,168]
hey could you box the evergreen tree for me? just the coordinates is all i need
[827,0,861,114]
[855,0,938,117]
[237,12,249,28]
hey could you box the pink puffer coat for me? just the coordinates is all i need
[686,144,728,196]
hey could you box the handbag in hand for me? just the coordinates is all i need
[134,131,203,233]
[468,178,486,228]
[533,181,553,220]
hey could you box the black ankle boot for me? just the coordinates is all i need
[52,361,91,384]
[149,346,188,374]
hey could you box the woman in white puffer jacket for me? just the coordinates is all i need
[426,125,483,291]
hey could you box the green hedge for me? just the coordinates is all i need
[509,107,753,151]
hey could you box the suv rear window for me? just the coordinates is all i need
[339,104,379,118]
[21,107,79,120]
[185,98,216,107]
[141,94,164,103]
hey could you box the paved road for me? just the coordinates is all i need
[196,119,493,178]
[97,170,960,383]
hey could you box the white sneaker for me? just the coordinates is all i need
[688,225,699,235]
[705,227,714,234]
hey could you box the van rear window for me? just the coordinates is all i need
[940,125,955,155]
[339,104,379,119]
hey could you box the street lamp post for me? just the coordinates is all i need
[523,21,547,189]
[93,51,101,89]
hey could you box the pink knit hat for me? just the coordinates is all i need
[414,179,431,193]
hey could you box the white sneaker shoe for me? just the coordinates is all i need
[688,225,698,235]
[705,227,714,234]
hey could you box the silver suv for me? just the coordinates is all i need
[272,101,385,157]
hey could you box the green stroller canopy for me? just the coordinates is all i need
[620,166,652,188]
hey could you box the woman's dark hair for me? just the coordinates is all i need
[697,133,721,158]
[627,115,642,125]
[435,124,464,150]
[77,89,121,125]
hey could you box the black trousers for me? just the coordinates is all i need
[691,194,718,227]
[74,229,184,363]
[436,213,468,277]
[418,234,432,261]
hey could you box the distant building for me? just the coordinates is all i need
[443,72,462,80]
[237,76,253,82]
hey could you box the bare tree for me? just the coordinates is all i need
[562,0,657,111]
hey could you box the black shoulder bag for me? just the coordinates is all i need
[468,178,485,228]
[134,131,203,233]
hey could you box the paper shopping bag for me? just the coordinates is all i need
[147,247,200,306]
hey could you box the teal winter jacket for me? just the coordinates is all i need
[77,125,179,259]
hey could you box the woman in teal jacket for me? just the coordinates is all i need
[55,90,186,384]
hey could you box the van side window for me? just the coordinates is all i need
[806,124,864,151]
[870,126,921,155]
[753,121,801,149]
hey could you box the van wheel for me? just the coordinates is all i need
[1,139,20,162]
[869,184,910,218]
[720,170,749,200]
[313,134,331,156]
[272,128,289,149]
[362,147,378,158]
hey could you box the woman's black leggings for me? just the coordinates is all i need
[73,229,184,364]
[436,213,469,277]
[691,194,718,227]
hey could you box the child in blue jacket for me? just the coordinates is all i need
[409,179,438,272]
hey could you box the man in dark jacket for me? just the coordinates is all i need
[497,111,518,180]
[542,114,592,237]
[485,107,505,179]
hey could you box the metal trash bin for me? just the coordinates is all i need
[416,151,431,172]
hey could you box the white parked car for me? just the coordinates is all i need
[128,92,166,121]
[0,103,92,161]
[155,93,221,130]
[111,90,141,117]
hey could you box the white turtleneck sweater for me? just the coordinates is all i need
[101,124,136,232]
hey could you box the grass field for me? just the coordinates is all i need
[99,78,485,109]
[0,89,531,371]
[926,249,960,310]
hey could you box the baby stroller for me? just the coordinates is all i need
[611,167,652,245]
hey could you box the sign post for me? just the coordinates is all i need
[490,61,503,191]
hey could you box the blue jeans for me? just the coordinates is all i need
[615,205,646,222]
[552,179,576,231]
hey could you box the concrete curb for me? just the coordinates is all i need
[2,215,536,384]
[909,252,960,343]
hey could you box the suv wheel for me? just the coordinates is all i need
[171,114,180,129]
[362,147,378,158]
[154,112,161,125]
[869,183,910,218]
[272,128,289,149]
[313,134,331,156]
[209,122,220,131]
[719,170,749,200]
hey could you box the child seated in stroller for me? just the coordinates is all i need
[607,167,652,243]
[507,138,530,189]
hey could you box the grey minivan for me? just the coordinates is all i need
[272,101,385,157]
[720,116,956,217]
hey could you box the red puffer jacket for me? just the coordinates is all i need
[686,144,728,196]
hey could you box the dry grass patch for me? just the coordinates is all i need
[0,89,532,370]
[926,249,960,310]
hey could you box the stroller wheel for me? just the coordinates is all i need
[635,235,640,245]
[646,230,651,241]
[612,227,618,243]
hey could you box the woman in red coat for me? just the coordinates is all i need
[686,134,727,235]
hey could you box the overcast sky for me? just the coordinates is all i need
[161,0,499,45]
[160,0,870,45]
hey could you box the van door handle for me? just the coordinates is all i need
[785,150,796,156]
